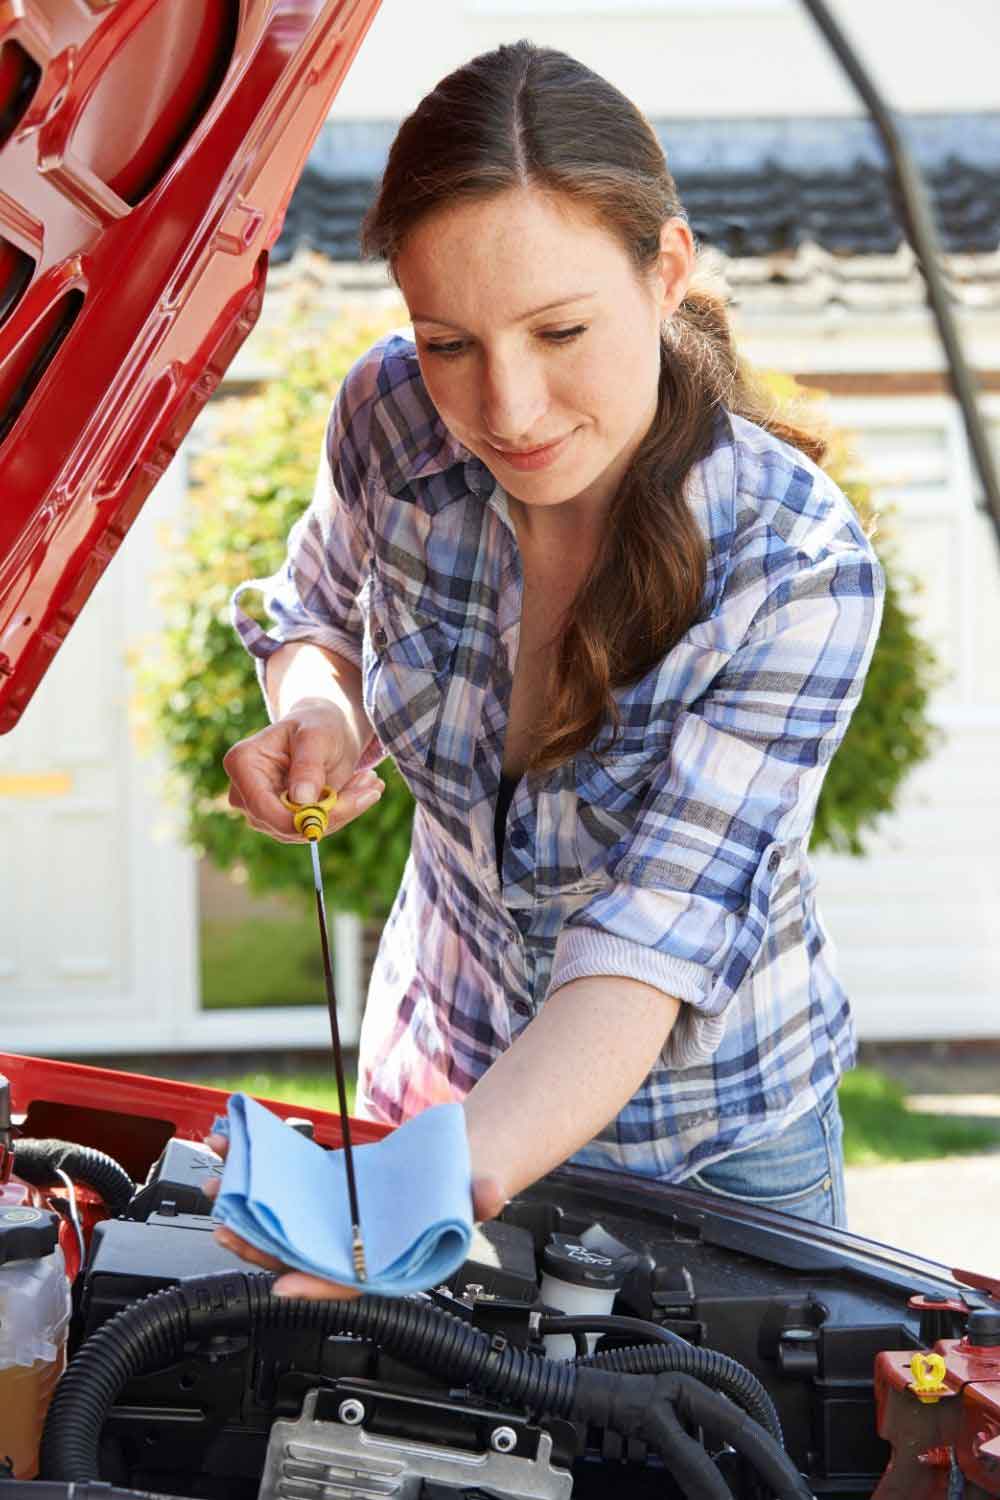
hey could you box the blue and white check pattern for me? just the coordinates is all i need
[233,332,885,1182]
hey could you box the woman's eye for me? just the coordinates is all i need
[424,325,588,359]
[543,325,587,344]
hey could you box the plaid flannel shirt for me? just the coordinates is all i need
[232,332,885,1182]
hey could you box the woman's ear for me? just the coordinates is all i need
[655,216,696,320]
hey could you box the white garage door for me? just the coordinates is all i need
[809,395,1000,1039]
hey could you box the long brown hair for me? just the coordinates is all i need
[361,41,828,771]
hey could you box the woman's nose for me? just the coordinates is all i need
[480,356,548,445]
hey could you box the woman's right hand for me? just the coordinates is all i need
[223,697,384,843]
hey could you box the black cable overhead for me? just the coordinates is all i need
[799,0,1000,555]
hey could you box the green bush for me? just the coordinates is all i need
[133,307,940,918]
[132,302,416,921]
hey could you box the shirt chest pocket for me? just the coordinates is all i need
[573,749,656,882]
[362,576,461,769]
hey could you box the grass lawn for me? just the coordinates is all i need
[196,1064,1000,1168]
[200,914,324,1009]
[201,1069,357,1115]
[838,1066,1000,1166]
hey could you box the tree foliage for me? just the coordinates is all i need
[133,306,941,918]
[132,302,416,920]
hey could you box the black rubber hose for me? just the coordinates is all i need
[41,1271,577,1480]
[0,1484,166,1497]
[575,1335,783,1445]
[641,1401,736,1500]
[42,1270,803,1500]
[539,1312,689,1349]
[12,1139,135,1215]
[667,1372,812,1498]
[571,1367,811,1499]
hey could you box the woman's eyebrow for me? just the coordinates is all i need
[410,292,596,328]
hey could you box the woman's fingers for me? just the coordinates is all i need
[206,1133,363,1295]
[231,771,385,843]
[204,1139,499,1294]
[212,1226,362,1298]
[327,770,385,830]
[224,719,384,844]
[212,1226,286,1271]
[472,1173,509,1224]
[271,1272,364,1301]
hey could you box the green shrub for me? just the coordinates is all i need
[133,308,940,917]
[132,302,415,921]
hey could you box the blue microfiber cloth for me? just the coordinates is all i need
[208,1093,473,1296]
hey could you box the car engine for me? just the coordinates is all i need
[4,1097,1000,1500]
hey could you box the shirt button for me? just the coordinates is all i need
[509,828,528,850]
[768,849,781,873]
[373,626,388,649]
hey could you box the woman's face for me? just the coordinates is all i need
[394,186,695,524]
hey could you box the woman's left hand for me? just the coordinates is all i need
[202,1131,507,1301]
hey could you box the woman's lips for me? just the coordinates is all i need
[487,430,574,471]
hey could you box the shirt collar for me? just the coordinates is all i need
[383,438,510,549]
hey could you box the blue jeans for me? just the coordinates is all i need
[684,1090,847,1228]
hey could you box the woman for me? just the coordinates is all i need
[213,41,884,1298]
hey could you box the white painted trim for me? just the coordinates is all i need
[467,0,790,11]
[333,911,364,1042]
[121,447,201,1042]
[734,312,1000,380]
[0,1006,341,1058]
[847,997,1000,1042]
[928,705,1000,730]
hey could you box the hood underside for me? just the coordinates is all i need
[0,0,381,733]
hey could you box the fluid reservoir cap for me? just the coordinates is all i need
[0,1204,59,1265]
[542,1234,624,1290]
[967,1308,1000,1347]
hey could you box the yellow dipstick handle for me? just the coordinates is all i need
[909,1351,948,1403]
[280,786,338,842]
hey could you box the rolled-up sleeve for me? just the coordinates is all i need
[230,346,385,767]
[547,536,885,1067]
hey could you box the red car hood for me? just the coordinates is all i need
[0,0,381,732]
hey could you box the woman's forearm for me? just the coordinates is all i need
[264,641,372,743]
[462,974,681,1201]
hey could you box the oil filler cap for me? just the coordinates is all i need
[0,1204,59,1265]
[542,1234,624,1290]
[967,1308,1000,1347]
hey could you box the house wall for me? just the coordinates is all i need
[0,446,365,1058]
[805,396,1000,1040]
[0,453,200,1057]
[329,0,999,119]
[733,297,1000,1040]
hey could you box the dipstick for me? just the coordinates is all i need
[281,786,366,1281]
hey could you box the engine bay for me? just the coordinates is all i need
[2,1059,1000,1500]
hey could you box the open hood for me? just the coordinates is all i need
[0,0,381,733]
